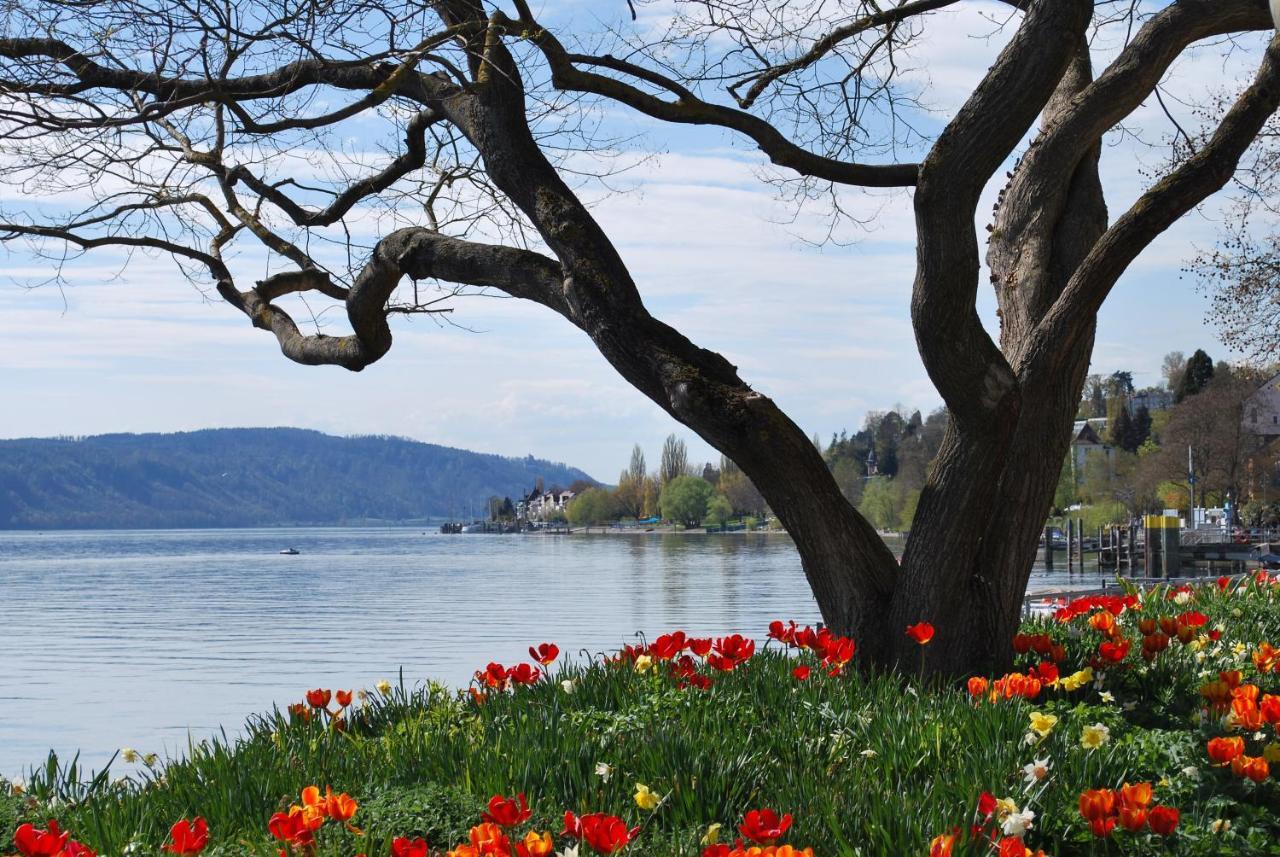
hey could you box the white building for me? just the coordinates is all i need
[1070,421,1115,484]
[518,487,576,520]
[1243,373,1280,437]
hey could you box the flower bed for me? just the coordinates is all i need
[2,574,1278,856]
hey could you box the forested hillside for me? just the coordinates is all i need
[0,429,593,529]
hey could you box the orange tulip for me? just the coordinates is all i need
[1078,789,1116,822]
[1233,684,1260,703]
[516,831,554,857]
[1260,694,1280,725]
[1207,736,1245,765]
[1231,755,1270,783]
[1254,642,1278,674]
[1089,612,1116,635]
[305,688,331,709]
[335,690,353,708]
[1118,807,1147,832]
[967,676,989,698]
[1118,782,1152,810]
[1231,697,1265,731]
[1200,680,1233,711]
[468,823,510,853]
[326,791,358,822]
[928,833,957,857]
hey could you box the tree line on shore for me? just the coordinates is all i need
[545,347,1280,534]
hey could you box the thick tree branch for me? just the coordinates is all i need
[912,0,1091,423]
[991,0,1274,352]
[1031,36,1280,375]
[216,228,567,371]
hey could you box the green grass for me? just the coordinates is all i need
[4,577,1280,856]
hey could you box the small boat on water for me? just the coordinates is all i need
[279,548,300,555]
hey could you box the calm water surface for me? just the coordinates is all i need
[0,527,1109,777]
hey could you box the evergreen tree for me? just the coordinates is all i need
[1109,405,1137,453]
[1175,349,1214,402]
[1132,406,1152,449]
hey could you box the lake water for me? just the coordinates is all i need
[0,527,1110,778]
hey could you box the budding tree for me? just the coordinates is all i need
[2,0,1278,675]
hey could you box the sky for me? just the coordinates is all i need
[0,2,1269,481]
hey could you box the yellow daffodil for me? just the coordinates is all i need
[120,747,139,763]
[376,679,393,696]
[1028,711,1058,737]
[701,823,722,846]
[1264,743,1280,763]
[1080,723,1110,750]
[635,654,654,673]
[634,783,660,811]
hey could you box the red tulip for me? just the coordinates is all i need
[63,844,95,857]
[13,821,70,857]
[335,690,353,708]
[571,813,636,854]
[688,637,714,657]
[905,622,935,645]
[164,818,209,854]
[1097,639,1130,663]
[768,621,797,645]
[649,633,686,660]
[738,809,792,845]
[792,665,811,681]
[305,688,331,708]
[1147,806,1179,837]
[506,663,542,686]
[708,635,756,671]
[1176,610,1208,628]
[529,643,560,665]
[482,793,532,827]
[477,662,509,689]
[390,836,429,857]
[1088,817,1116,838]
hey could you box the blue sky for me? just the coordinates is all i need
[0,2,1264,481]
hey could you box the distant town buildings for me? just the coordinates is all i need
[1129,388,1173,414]
[517,485,576,520]
[1069,420,1115,485]
[1243,372,1280,437]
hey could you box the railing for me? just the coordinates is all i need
[1022,572,1249,618]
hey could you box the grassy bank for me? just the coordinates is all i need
[3,577,1279,856]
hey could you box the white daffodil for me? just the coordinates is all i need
[1022,757,1051,787]
[595,762,613,782]
[1002,808,1036,837]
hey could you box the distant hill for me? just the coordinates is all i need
[0,428,595,529]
